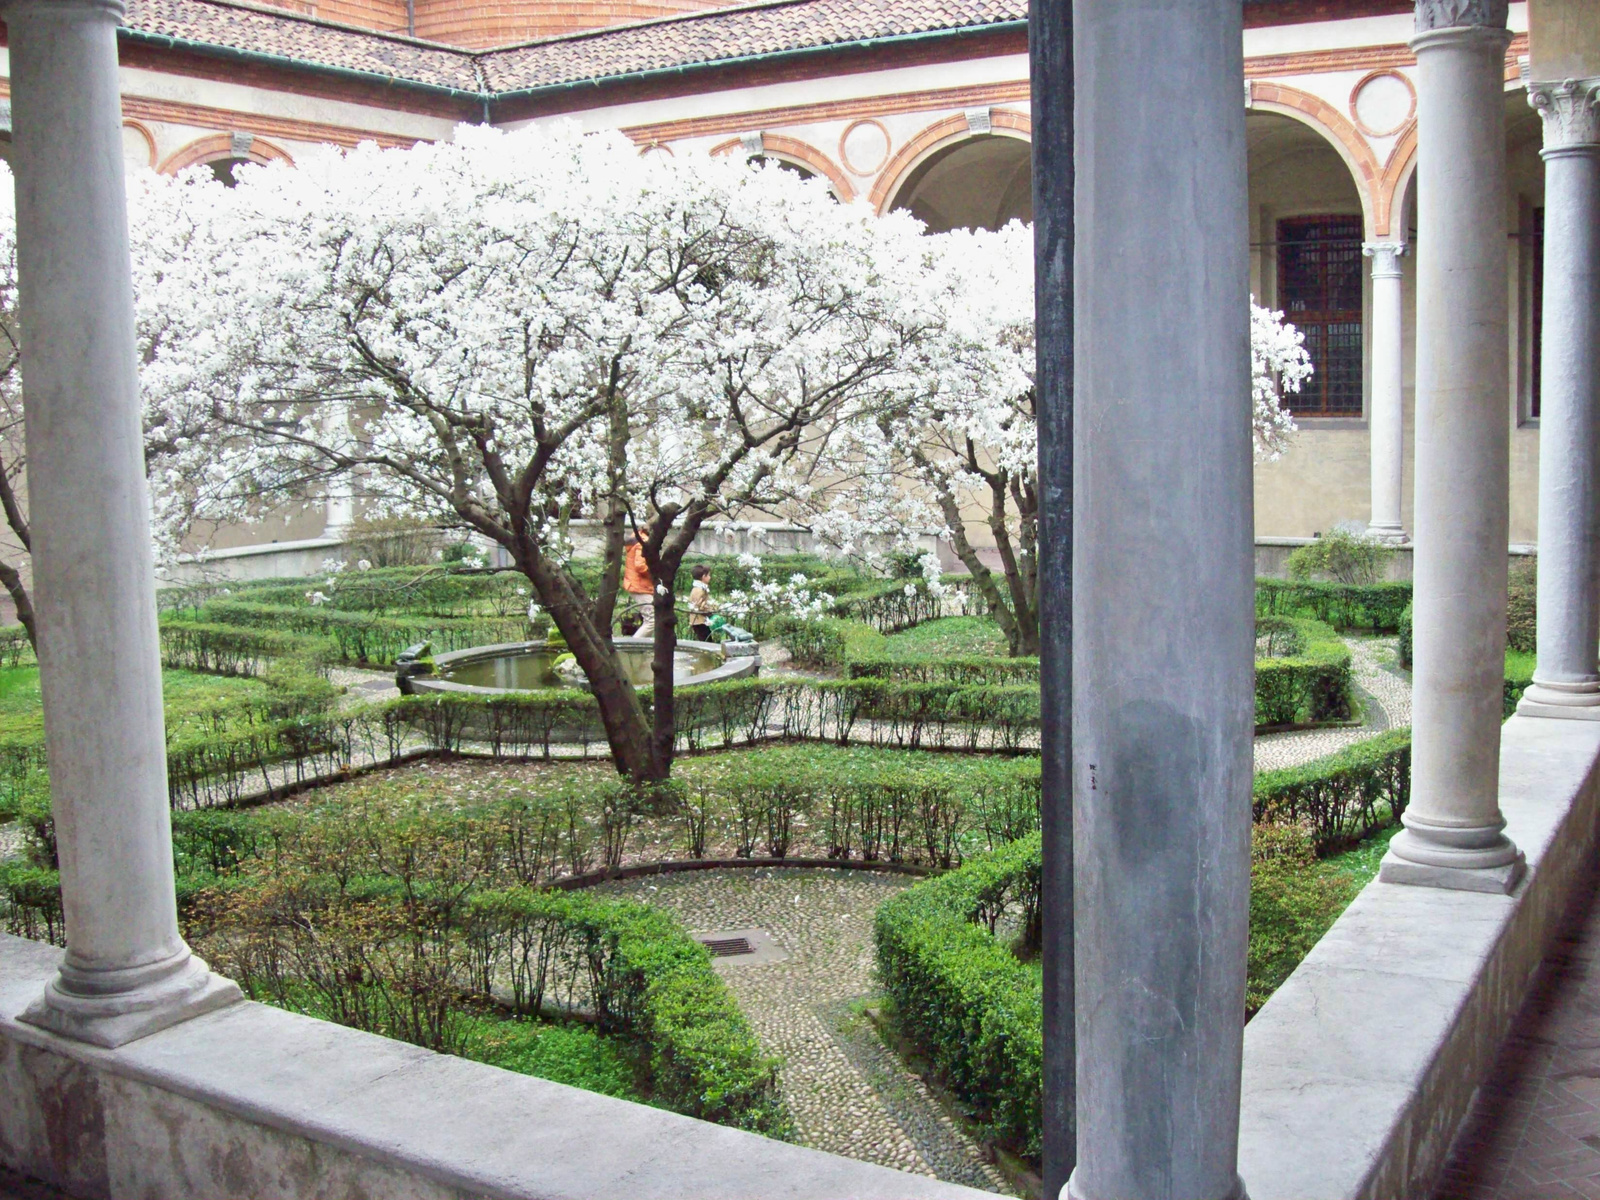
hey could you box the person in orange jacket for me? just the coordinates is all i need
[623,528,655,637]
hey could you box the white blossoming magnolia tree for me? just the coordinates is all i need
[815,222,1313,656]
[127,127,933,783]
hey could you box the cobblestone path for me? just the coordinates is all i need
[1253,635,1411,772]
[595,867,1011,1193]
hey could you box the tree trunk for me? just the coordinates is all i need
[518,549,662,783]
[650,583,677,777]
[0,557,36,649]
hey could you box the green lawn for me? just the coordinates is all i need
[880,616,1011,659]
[1320,822,1401,887]
[0,665,270,745]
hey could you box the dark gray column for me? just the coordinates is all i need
[1069,2,1252,1198]
[1029,0,1075,1189]
[1380,0,1523,894]
[4,0,239,1046]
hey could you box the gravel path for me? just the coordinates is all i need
[595,867,1010,1193]
[1253,635,1411,772]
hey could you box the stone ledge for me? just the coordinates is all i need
[0,936,988,1200]
[1238,715,1600,1199]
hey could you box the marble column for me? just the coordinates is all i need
[1381,0,1523,894]
[1071,2,1252,1198]
[1519,77,1600,719]
[4,0,240,1045]
[1364,241,1409,543]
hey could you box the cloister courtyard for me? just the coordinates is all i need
[5,1,1600,1199]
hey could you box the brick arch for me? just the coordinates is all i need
[709,134,855,203]
[158,134,295,176]
[122,120,158,170]
[869,108,1031,216]
[1376,119,1418,241]
[1249,81,1384,238]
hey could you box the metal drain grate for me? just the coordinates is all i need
[700,936,754,958]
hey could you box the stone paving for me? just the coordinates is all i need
[1435,871,1600,1200]
[595,867,1011,1193]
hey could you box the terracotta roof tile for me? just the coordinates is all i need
[124,0,484,92]
[477,0,1026,92]
[118,0,1022,97]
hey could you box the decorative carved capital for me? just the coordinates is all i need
[1415,0,1508,31]
[1528,78,1600,150]
[1363,242,1409,278]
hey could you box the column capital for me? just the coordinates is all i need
[1414,0,1508,32]
[1528,78,1600,152]
[1363,241,1409,277]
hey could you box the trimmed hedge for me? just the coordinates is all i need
[197,600,526,666]
[1256,578,1412,634]
[1254,617,1355,729]
[847,655,1040,686]
[1398,603,1413,670]
[159,619,334,678]
[829,579,943,633]
[465,888,788,1134]
[1252,727,1410,856]
[878,728,1415,1158]
[774,616,887,670]
[874,834,1043,1156]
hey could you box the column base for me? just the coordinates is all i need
[1366,522,1409,545]
[1517,679,1600,720]
[1379,849,1525,894]
[1379,822,1526,894]
[19,949,242,1048]
[1067,1171,1246,1200]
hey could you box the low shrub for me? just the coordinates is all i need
[1253,617,1354,729]
[878,795,1387,1158]
[1398,602,1413,670]
[1246,824,1357,1014]
[0,626,32,669]
[169,815,788,1136]
[197,600,525,666]
[847,655,1040,686]
[160,617,333,677]
[1285,529,1396,586]
[1252,728,1409,856]
[774,617,886,670]
[466,889,788,1134]
[829,579,942,633]
[874,834,1043,1156]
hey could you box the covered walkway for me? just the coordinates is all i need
[1437,872,1600,1200]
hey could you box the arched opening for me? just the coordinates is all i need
[752,154,812,182]
[889,134,1032,233]
[207,157,253,187]
[1248,110,1367,419]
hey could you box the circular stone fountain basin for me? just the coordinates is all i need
[406,636,758,698]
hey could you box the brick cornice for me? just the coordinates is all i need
[120,93,423,150]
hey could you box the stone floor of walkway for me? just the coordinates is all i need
[594,866,1012,1193]
[1435,871,1600,1200]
